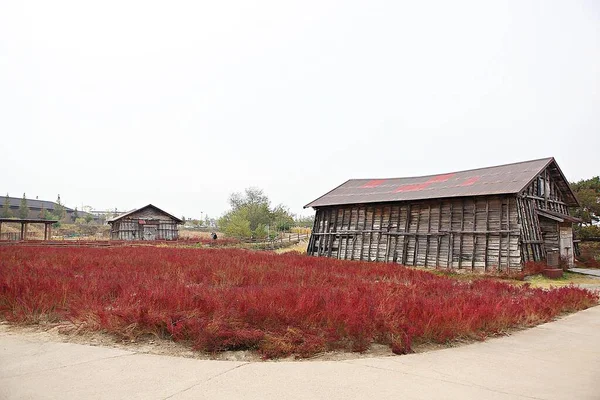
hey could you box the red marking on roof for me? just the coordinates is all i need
[362,179,386,188]
[395,183,431,192]
[459,176,480,186]
[425,173,455,184]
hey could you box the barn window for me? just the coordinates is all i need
[537,177,545,197]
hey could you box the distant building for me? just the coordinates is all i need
[107,204,182,240]
[0,195,96,222]
[304,157,579,271]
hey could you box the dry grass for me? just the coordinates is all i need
[275,240,308,254]
[523,272,600,289]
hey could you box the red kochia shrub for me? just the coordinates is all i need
[0,246,597,359]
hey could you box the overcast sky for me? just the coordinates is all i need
[1,1,598,219]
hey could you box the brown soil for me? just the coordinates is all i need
[0,320,468,362]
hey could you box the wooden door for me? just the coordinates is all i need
[559,225,573,269]
[143,225,157,240]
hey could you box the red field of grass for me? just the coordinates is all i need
[0,246,597,358]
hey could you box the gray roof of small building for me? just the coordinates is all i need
[107,204,183,224]
[305,157,578,208]
[3,196,74,212]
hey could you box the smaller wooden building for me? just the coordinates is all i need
[107,204,182,240]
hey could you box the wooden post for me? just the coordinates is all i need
[338,208,346,259]
[367,207,376,261]
[393,205,402,263]
[498,198,504,270]
[471,201,477,270]
[307,210,320,255]
[435,201,443,267]
[20,222,25,240]
[0,221,2,240]
[412,205,421,266]
[448,202,454,268]
[458,199,465,269]
[375,207,384,261]
[402,204,412,265]
[384,206,393,262]
[328,208,339,258]
[424,204,432,267]
[507,198,511,271]
[350,208,358,260]
[484,199,490,272]
[359,206,367,261]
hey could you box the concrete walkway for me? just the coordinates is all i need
[571,268,600,278]
[2,306,600,400]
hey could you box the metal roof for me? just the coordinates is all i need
[3,196,71,211]
[107,204,183,224]
[305,157,578,208]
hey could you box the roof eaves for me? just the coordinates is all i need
[304,179,351,209]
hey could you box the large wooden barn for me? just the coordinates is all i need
[107,204,182,240]
[305,158,579,271]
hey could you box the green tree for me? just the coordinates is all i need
[254,223,268,239]
[39,203,46,219]
[272,205,294,231]
[84,213,94,224]
[19,193,29,219]
[222,212,252,238]
[218,187,296,238]
[570,177,600,226]
[53,194,66,222]
[294,214,315,228]
[1,193,12,218]
[73,207,79,221]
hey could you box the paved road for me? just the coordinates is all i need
[2,306,600,400]
[571,268,600,278]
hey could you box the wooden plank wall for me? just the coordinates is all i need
[516,165,576,263]
[521,168,570,215]
[110,208,179,240]
[308,195,522,271]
